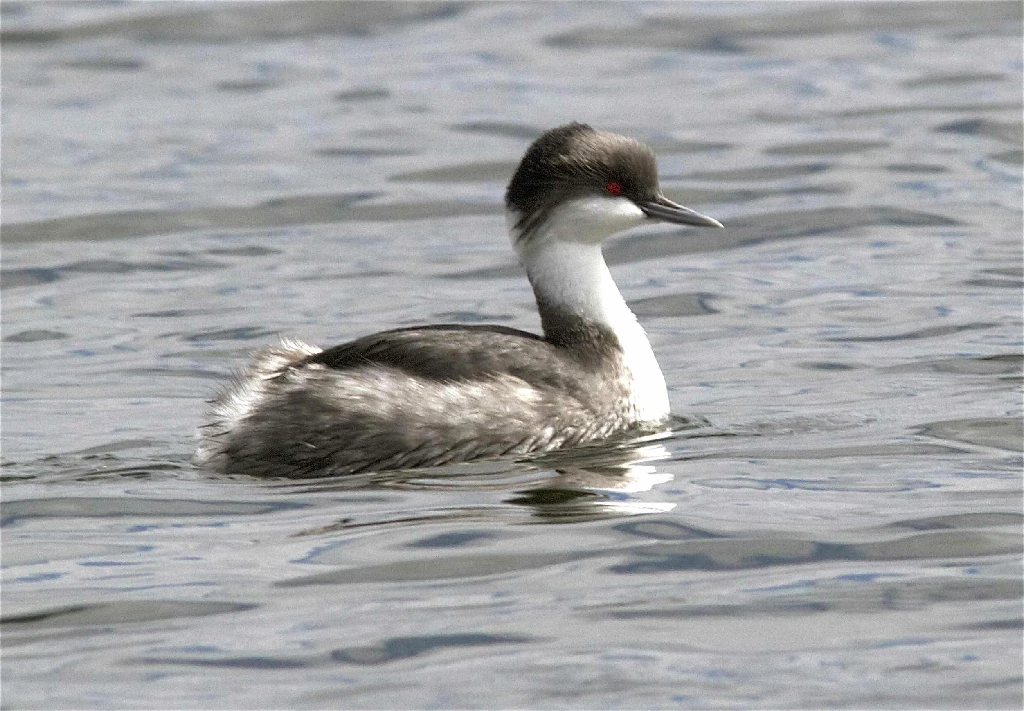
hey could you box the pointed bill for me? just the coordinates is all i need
[639,194,723,228]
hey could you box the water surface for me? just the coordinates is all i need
[2,2,1022,709]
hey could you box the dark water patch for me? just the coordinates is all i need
[964,266,1024,289]
[62,56,145,71]
[58,257,226,275]
[1,600,256,628]
[334,87,390,102]
[290,505,499,537]
[72,257,225,273]
[544,24,737,52]
[183,326,278,343]
[988,149,1023,165]
[0,267,62,288]
[1,191,378,243]
[832,101,1021,119]
[3,329,68,343]
[278,550,597,586]
[1,497,307,527]
[315,146,415,158]
[1,1,462,43]
[885,511,1023,532]
[1,457,187,484]
[891,354,1023,376]
[597,601,830,620]
[597,577,1022,619]
[256,192,381,219]
[452,121,542,140]
[611,531,1023,575]
[0,3,27,18]
[798,361,860,371]
[905,72,1009,88]
[344,200,499,221]
[757,102,1023,123]
[71,440,157,457]
[960,618,1023,631]
[612,519,723,541]
[937,118,1023,145]
[138,654,312,670]
[132,307,235,318]
[331,633,534,665]
[391,161,516,183]
[838,577,1023,609]
[124,367,226,381]
[215,78,279,92]
[688,163,830,181]
[204,245,280,257]
[545,2,1020,51]
[609,539,846,575]
[406,530,500,548]
[692,465,955,489]
[1,539,147,569]
[919,418,1023,452]
[628,292,718,318]
[827,322,998,343]
[885,163,948,173]
[295,268,397,281]
[142,632,534,669]
[642,138,733,154]
[766,139,888,157]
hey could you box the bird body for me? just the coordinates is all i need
[196,123,722,478]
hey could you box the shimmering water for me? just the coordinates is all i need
[2,2,1022,709]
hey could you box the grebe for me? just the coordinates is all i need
[196,122,722,478]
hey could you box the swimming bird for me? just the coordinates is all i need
[195,122,722,478]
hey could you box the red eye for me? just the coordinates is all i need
[605,181,623,196]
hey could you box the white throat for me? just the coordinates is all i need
[508,198,671,422]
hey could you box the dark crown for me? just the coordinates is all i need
[505,123,661,220]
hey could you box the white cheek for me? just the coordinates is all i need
[553,196,647,243]
[507,196,647,249]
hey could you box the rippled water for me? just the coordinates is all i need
[2,2,1022,709]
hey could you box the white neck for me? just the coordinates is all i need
[508,199,670,422]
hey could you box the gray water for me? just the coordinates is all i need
[2,2,1022,709]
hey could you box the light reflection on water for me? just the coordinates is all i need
[2,1,1022,709]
